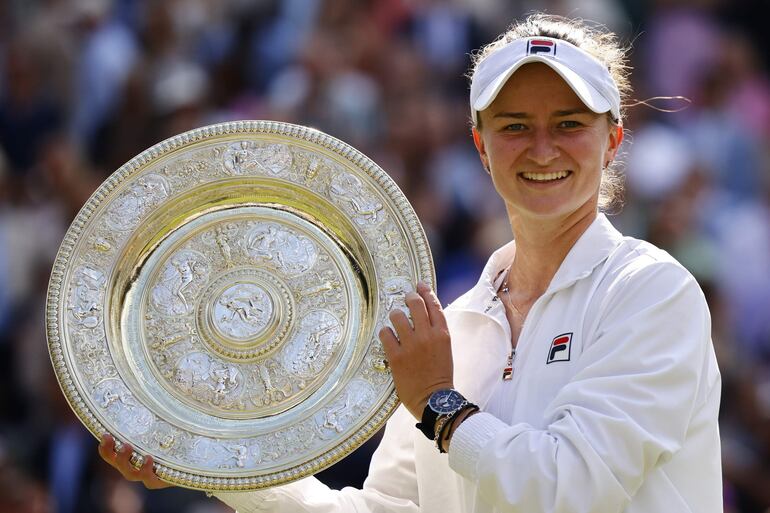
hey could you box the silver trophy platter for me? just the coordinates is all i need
[46,120,434,491]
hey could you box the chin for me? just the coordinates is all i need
[510,196,599,222]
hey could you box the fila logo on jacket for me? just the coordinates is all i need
[547,333,573,364]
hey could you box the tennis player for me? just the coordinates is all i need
[101,13,722,513]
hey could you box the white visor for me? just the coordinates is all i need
[470,37,621,124]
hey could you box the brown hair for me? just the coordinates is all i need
[469,14,632,210]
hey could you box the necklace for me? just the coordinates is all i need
[500,279,526,319]
[499,272,525,381]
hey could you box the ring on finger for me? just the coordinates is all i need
[129,452,145,470]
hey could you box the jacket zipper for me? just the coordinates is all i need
[500,293,546,382]
[502,348,516,380]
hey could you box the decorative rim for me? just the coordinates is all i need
[45,120,434,491]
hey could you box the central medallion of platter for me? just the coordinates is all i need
[212,282,273,339]
[198,268,292,360]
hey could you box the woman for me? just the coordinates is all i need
[101,14,722,512]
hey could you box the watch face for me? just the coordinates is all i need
[428,389,464,415]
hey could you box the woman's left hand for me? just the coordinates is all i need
[379,281,454,420]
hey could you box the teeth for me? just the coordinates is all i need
[521,171,570,181]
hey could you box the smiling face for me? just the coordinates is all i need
[473,63,622,224]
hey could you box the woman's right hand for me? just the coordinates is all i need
[98,434,173,490]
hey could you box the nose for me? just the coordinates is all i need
[526,128,559,166]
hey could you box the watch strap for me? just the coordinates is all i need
[415,402,440,441]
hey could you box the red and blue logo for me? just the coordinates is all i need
[527,39,556,56]
[547,332,572,364]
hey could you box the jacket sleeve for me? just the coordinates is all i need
[214,405,420,513]
[447,261,714,512]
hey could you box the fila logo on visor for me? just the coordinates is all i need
[547,332,572,364]
[527,39,556,56]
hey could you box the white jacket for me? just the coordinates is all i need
[217,214,722,513]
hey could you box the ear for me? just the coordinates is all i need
[604,124,624,165]
[472,127,490,172]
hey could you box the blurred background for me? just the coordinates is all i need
[0,0,768,511]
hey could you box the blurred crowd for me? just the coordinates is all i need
[1,0,769,511]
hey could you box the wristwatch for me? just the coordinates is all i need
[415,388,469,441]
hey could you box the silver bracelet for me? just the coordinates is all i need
[433,414,453,449]
[436,403,480,453]
[433,400,470,451]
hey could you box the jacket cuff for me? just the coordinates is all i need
[447,411,508,480]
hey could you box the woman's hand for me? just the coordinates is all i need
[379,281,454,420]
[98,434,173,490]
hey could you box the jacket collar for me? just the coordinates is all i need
[448,213,623,314]
[546,213,624,294]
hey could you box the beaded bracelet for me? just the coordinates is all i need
[436,404,479,454]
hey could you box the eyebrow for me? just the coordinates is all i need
[554,108,593,116]
[492,107,593,119]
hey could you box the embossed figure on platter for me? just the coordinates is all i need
[106,174,170,231]
[228,444,249,468]
[315,380,376,439]
[292,148,326,182]
[213,283,273,339]
[90,235,113,252]
[94,379,155,436]
[223,141,293,176]
[210,366,240,405]
[74,331,116,383]
[151,249,210,315]
[296,270,342,304]
[247,360,295,406]
[243,222,318,275]
[202,223,239,267]
[150,328,193,353]
[328,173,384,225]
[172,352,244,409]
[281,311,343,379]
[68,266,106,329]
[152,422,186,452]
[382,277,413,311]
[189,437,261,470]
[377,225,409,272]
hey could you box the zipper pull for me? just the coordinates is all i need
[502,348,516,381]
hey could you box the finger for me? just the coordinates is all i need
[389,309,412,337]
[98,434,118,467]
[116,442,144,479]
[137,455,169,489]
[100,435,133,474]
[124,450,160,486]
[118,441,134,459]
[125,453,151,483]
[404,291,430,331]
[379,326,400,359]
[103,438,141,479]
[127,452,146,473]
[417,281,446,329]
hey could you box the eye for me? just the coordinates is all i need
[558,120,582,128]
[503,123,527,131]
